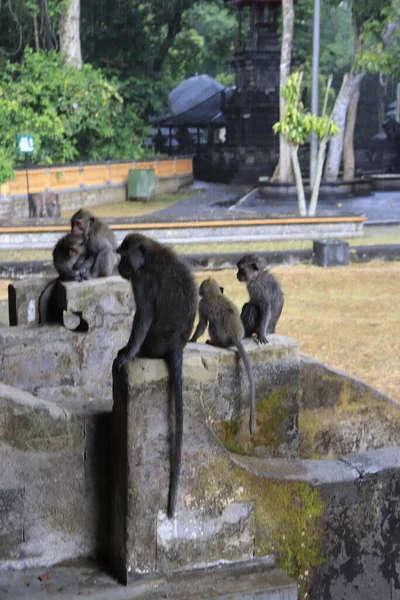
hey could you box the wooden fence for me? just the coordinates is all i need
[0,157,193,198]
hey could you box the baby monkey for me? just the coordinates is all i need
[190,278,256,434]
[237,253,284,344]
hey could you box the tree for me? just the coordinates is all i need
[324,0,398,181]
[60,0,82,68]
[273,71,340,216]
[278,0,295,182]
[0,49,147,166]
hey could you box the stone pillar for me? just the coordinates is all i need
[110,337,300,583]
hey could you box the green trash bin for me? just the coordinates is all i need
[127,169,156,201]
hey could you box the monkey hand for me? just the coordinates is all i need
[257,333,268,344]
[114,347,133,372]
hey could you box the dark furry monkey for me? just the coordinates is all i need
[190,278,256,435]
[71,208,119,277]
[114,233,198,518]
[237,253,284,344]
[38,233,87,323]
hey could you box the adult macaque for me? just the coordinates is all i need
[190,277,256,435]
[114,233,198,518]
[29,192,61,218]
[38,233,88,323]
[70,208,119,277]
[236,253,284,344]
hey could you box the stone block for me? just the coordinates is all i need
[312,239,349,267]
[57,276,134,330]
[110,336,300,583]
[8,277,54,326]
[0,327,81,398]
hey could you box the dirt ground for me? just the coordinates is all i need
[1,261,399,402]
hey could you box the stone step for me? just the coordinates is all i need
[157,502,256,572]
[0,558,298,600]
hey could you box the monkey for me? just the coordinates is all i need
[70,208,119,278]
[236,253,284,344]
[113,233,198,518]
[38,233,88,324]
[190,278,256,435]
[53,233,89,281]
[29,192,61,218]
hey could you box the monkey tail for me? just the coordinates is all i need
[235,340,256,435]
[166,346,184,519]
[38,278,61,324]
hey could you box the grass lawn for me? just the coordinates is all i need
[192,262,400,404]
[1,262,399,404]
[62,190,199,219]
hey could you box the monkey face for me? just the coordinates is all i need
[71,210,94,237]
[237,253,263,283]
[117,235,148,279]
[69,237,85,258]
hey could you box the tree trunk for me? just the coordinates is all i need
[33,13,40,52]
[278,0,294,182]
[343,81,361,181]
[290,146,307,216]
[308,138,327,216]
[39,0,55,50]
[377,76,388,131]
[324,72,364,182]
[60,0,82,68]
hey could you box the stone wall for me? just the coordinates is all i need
[2,276,400,600]
[4,277,133,403]
[0,381,111,568]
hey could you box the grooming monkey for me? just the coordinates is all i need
[38,233,88,323]
[237,253,284,344]
[114,233,198,518]
[190,278,256,435]
[71,208,119,277]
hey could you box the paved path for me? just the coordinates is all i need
[142,182,400,224]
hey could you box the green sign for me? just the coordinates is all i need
[18,135,34,153]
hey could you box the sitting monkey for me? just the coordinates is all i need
[237,253,284,344]
[38,233,88,323]
[70,208,119,278]
[190,277,256,434]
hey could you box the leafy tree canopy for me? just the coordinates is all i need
[0,48,148,168]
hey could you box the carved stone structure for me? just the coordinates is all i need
[1,278,400,599]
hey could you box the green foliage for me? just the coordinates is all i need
[293,0,354,83]
[0,147,15,186]
[356,1,400,80]
[273,72,340,147]
[0,48,148,166]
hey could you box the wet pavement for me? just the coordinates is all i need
[137,182,400,224]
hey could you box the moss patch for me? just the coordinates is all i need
[193,455,325,600]
[215,388,290,456]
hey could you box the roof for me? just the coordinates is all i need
[168,74,224,114]
[153,75,232,128]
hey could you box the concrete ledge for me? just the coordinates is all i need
[3,244,399,280]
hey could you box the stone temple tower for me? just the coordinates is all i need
[223,0,283,178]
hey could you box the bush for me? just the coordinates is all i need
[0,48,148,167]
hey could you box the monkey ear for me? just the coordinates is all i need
[89,217,95,226]
[252,263,259,271]
[138,243,148,256]
[220,286,224,294]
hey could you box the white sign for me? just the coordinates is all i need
[18,135,34,153]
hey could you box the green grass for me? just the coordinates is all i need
[62,190,199,219]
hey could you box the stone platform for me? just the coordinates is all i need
[0,558,297,600]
